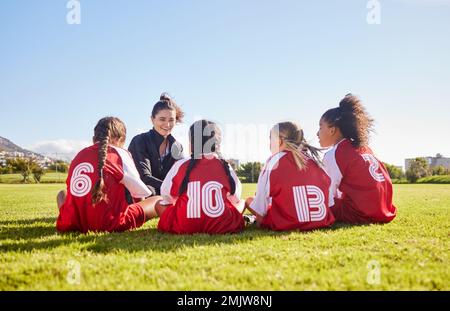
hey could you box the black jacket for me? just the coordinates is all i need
[128,129,183,195]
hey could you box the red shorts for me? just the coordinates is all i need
[115,203,146,232]
[331,198,373,224]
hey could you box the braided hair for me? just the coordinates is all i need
[178,120,236,196]
[91,117,126,205]
[321,94,374,148]
[273,121,322,171]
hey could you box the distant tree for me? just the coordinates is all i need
[0,166,7,174]
[3,159,14,174]
[236,162,262,183]
[9,158,33,182]
[406,158,430,183]
[48,160,69,173]
[431,165,448,176]
[32,164,45,183]
[383,162,404,180]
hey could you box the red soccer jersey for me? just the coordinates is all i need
[56,144,153,233]
[157,154,245,234]
[323,139,396,224]
[250,151,335,231]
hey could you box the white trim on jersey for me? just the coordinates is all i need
[322,140,345,201]
[249,152,287,217]
[227,163,242,204]
[111,146,153,199]
[160,157,190,205]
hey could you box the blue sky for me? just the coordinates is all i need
[1,0,449,166]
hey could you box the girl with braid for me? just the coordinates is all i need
[317,94,396,224]
[156,120,245,234]
[56,117,162,233]
[244,121,335,231]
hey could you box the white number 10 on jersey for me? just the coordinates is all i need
[187,181,225,218]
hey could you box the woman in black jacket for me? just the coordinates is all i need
[128,93,184,195]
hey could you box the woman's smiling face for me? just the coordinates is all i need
[152,109,176,137]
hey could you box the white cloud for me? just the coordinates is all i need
[27,139,91,162]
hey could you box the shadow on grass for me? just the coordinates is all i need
[0,217,56,226]
[0,217,57,241]
[0,226,289,253]
[0,219,371,254]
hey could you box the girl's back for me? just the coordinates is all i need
[324,138,396,223]
[158,155,245,234]
[253,151,335,231]
[57,144,149,232]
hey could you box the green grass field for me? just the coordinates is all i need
[0,172,68,184]
[0,183,449,290]
[418,175,450,184]
[2,173,450,185]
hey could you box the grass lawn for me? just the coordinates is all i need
[0,183,449,290]
[0,173,68,184]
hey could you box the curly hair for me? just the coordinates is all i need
[321,94,374,148]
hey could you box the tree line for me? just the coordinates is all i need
[384,159,449,183]
[1,157,447,184]
[235,159,449,184]
[0,158,69,183]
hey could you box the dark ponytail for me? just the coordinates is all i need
[178,120,236,196]
[321,94,374,147]
[91,117,127,205]
[178,158,199,196]
[220,158,236,195]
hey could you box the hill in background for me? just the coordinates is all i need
[0,136,50,162]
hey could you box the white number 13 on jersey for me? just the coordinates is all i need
[292,185,327,223]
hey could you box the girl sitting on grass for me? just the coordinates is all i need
[56,117,162,233]
[317,94,396,224]
[244,121,335,231]
[156,119,245,234]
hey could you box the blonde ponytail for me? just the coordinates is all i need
[274,122,323,171]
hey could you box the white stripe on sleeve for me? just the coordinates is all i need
[250,152,286,217]
[323,144,343,200]
[227,163,242,204]
[112,146,153,199]
[160,158,190,205]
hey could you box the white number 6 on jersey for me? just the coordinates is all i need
[70,162,94,197]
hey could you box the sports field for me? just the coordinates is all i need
[0,184,448,290]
